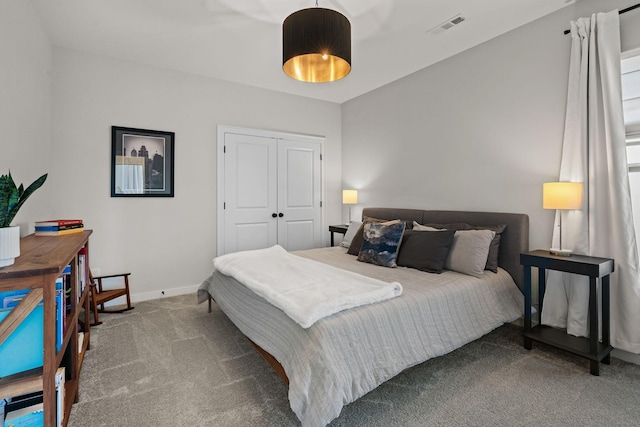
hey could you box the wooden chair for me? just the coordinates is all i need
[89,272,134,326]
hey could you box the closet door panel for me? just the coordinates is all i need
[223,133,278,253]
[277,139,322,251]
[282,220,315,252]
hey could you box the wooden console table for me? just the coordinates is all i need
[0,231,92,426]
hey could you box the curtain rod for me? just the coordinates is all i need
[563,2,640,34]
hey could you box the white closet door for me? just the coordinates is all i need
[277,138,322,251]
[218,126,323,255]
[223,132,278,253]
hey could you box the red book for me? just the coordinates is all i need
[35,219,83,227]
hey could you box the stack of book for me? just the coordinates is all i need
[1,369,65,426]
[2,391,44,427]
[34,219,83,236]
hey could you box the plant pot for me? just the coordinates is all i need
[0,225,20,268]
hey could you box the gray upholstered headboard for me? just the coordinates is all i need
[361,207,529,293]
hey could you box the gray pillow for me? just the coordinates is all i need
[396,229,455,273]
[357,221,406,268]
[444,229,496,277]
[415,222,506,273]
[339,221,363,248]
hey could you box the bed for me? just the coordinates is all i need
[198,207,529,427]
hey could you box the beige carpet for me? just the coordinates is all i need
[68,294,640,426]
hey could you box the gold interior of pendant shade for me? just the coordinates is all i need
[283,53,350,83]
[283,8,351,83]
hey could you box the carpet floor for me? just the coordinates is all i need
[68,294,640,426]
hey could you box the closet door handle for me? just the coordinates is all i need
[278,213,284,218]
[272,213,277,218]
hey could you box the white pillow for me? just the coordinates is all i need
[412,222,494,277]
[413,222,442,231]
[340,221,363,248]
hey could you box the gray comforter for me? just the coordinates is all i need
[198,246,523,427]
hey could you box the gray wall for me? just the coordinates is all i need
[0,0,53,230]
[342,0,640,252]
[50,48,342,300]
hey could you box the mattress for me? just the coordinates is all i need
[198,246,523,427]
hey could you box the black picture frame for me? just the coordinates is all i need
[111,126,175,197]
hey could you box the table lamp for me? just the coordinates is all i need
[342,190,358,223]
[543,182,583,256]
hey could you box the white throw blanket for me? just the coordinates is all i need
[213,245,403,328]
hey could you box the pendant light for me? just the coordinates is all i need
[282,1,351,83]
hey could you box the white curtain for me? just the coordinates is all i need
[541,10,640,354]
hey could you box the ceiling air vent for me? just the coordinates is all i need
[428,14,465,36]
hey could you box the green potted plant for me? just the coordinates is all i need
[0,171,47,267]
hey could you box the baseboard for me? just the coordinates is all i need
[611,348,640,365]
[98,284,199,308]
[132,284,200,303]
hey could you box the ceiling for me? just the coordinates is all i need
[31,0,578,104]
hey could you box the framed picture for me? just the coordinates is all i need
[111,126,175,197]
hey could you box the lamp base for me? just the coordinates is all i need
[549,248,573,257]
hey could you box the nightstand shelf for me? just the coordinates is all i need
[520,250,614,376]
[524,325,612,362]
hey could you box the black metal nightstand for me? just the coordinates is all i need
[520,250,614,375]
[329,224,349,246]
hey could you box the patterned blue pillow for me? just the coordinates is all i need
[357,221,406,267]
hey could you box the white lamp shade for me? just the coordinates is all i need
[543,182,583,210]
[342,190,358,204]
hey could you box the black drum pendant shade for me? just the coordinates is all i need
[282,8,351,82]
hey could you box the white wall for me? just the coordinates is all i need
[342,0,640,253]
[51,48,342,301]
[0,0,53,232]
